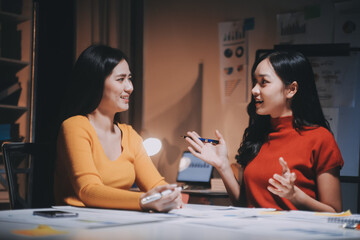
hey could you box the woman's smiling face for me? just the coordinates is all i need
[97,59,133,115]
[251,58,293,118]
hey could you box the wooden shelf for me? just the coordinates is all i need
[0,104,27,110]
[0,0,33,143]
[0,11,30,23]
[0,57,29,72]
[0,104,28,123]
[0,191,9,204]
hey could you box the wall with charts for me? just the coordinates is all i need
[142,0,360,194]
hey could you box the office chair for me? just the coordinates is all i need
[1,142,54,209]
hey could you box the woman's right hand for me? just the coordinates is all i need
[185,130,229,172]
[140,184,183,212]
[186,131,243,206]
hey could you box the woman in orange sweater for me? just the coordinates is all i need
[185,51,344,212]
[54,44,182,212]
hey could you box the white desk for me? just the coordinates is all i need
[0,204,359,240]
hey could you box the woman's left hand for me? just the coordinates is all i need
[267,157,297,200]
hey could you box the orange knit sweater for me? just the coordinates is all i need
[54,116,167,210]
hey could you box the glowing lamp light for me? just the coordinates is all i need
[143,138,162,157]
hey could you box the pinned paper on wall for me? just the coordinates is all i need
[309,53,358,108]
[277,11,306,44]
[218,21,248,104]
[276,5,333,44]
[334,1,360,47]
[322,107,339,141]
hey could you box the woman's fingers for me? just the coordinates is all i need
[155,184,177,192]
[186,131,204,147]
[268,177,285,190]
[268,159,297,199]
[268,178,291,198]
[267,185,281,195]
[191,131,201,138]
[215,130,226,145]
[143,184,177,199]
[185,135,202,153]
[215,130,223,140]
[154,187,182,212]
[279,157,290,174]
[187,131,202,143]
[279,157,293,179]
[188,146,203,159]
[272,174,289,186]
[142,185,183,212]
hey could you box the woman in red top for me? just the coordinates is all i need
[185,51,344,212]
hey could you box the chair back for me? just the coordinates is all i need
[2,142,54,209]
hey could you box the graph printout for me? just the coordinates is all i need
[218,21,248,104]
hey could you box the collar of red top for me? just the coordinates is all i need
[270,115,293,132]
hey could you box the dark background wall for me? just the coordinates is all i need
[32,0,75,205]
[34,0,75,145]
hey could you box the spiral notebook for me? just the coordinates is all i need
[328,215,360,225]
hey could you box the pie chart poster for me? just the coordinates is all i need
[218,21,248,104]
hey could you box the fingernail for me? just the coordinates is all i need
[169,184,177,187]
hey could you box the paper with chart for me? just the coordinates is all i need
[218,21,248,104]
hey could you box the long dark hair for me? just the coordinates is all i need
[236,51,330,167]
[58,44,130,124]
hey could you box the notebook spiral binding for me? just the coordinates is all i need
[328,217,360,225]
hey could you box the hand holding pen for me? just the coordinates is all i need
[181,136,219,144]
[140,184,184,212]
[141,185,188,205]
[184,130,229,171]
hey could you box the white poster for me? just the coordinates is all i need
[276,8,333,44]
[277,11,306,44]
[309,53,358,108]
[334,0,360,47]
[322,107,339,141]
[218,21,247,104]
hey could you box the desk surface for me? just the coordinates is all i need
[0,204,359,240]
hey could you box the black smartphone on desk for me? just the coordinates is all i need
[33,210,78,218]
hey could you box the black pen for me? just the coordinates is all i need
[181,136,219,144]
